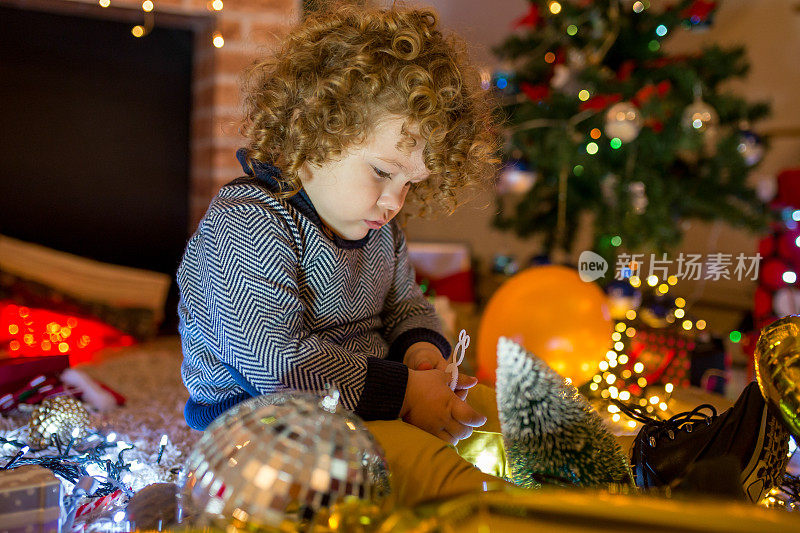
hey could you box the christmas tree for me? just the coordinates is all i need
[492,0,770,260]
[495,337,633,488]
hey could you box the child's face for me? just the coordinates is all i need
[300,115,431,240]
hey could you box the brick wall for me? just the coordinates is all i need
[2,0,299,227]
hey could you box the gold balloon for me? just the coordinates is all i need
[477,265,612,386]
[754,315,800,439]
[28,396,90,449]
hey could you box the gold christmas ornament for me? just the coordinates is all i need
[27,396,91,449]
[754,315,800,439]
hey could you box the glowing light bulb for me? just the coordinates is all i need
[599,361,609,371]
[619,390,631,401]
[674,308,685,319]
[592,375,602,383]
[142,0,153,12]
[667,275,678,285]
[586,142,599,155]
[619,355,629,365]
[99,0,110,6]
[633,362,644,373]
[625,309,637,320]
[578,89,590,101]
[696,319,706,330]
[589,382,599,391]
[549,1,562,14]
[656,24,667,36]
[675,297,686,308]
[615,322,627,333]
[646,275,658,287]
[682,320,693,330]
[131,25,145,37]
[212,31,224,48]
[614,341,625,351]
[665,383,674,393]
[783,271,797,284]
[612,332,622,341]
[632,1,644,13]
[211,0,224,9]
[629,275,641,288]
[625,327,636,338]
[657,283,669,294]
[605,374,616,385]
[659,402,668,411]
[612,413,621,422]
[544,52,556,63]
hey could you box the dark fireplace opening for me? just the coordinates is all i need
[0,4,194,333]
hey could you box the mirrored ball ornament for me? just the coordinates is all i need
[681,100,718,134]
[179,390,390,531]
[604,102,642,143]
[754,315,800,439]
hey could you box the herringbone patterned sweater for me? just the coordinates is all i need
[177,152,450,430]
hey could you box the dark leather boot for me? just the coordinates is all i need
[619,382,790,502]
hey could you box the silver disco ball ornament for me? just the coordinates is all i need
[179,390,390,530]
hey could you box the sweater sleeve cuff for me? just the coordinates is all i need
[387,327,452,363]
[354,357,408,420]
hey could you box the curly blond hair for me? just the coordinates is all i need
[240,1,500,216]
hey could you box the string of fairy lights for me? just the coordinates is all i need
[97,0,226,48]
[585,259,708,430]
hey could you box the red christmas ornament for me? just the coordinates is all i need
[512,3,541,29]
[774,168,800,208]
[758,235,776,259]
[777,230,800,264]
[644,119,664,133]
[579,93,622,111]
[760,257,791,291]
[617,60,636,81]
[754,286,772,319]
[520,82,551,102]
[682,0,717,22]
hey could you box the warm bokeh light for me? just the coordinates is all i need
[212,31,225,48]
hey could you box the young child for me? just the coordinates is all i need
[177,3,498,446]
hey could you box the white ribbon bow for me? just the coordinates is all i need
[445,329,469,390]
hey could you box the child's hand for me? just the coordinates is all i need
[403,342,478,401]
[400,368,487,445]
[403,342,447,371]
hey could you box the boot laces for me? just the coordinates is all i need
[611,399,718,446]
